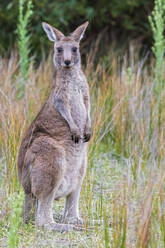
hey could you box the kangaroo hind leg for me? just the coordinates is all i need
[36,189,76,232]
[63,155,87,225]
[30,140,75,231]
[23,193,36,224]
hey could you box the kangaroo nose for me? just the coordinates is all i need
[64,60,71,66]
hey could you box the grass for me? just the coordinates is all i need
[0,43,165,247]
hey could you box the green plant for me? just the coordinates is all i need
[8,192,23,248]
[17,0,33,98]
[149,0,165,96]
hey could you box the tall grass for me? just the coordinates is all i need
[148,0,165,171]
[0,43,165,247]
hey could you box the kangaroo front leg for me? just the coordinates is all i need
[84,117,92,142]
[82,85,92,142]
[63,187,83,225]
[54,98,81,143]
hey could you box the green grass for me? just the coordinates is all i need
[7,192,23,248]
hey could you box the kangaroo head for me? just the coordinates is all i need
[42,21,88,68]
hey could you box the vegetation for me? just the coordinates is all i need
[0,0,153,58]
[17,0,33,98]
[0,0,165,247]
[7,193,23,248]
[0,41,165,246]
[149,0,165,96]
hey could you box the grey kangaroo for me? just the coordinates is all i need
[17,21,91,231]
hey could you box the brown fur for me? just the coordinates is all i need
[17,21,91,230]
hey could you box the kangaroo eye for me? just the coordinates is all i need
[57,47,63,53]
[72,47,77,53]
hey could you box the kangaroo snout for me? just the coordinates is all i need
[64,60,71,66]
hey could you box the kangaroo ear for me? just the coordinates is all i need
[42,22,64,42]
[71,21,89,42]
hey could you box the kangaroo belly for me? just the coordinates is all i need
[54,143,87,199]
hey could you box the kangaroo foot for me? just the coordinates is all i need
[63,216,84,225]
[44,222,84,232]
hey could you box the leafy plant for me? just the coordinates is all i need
[17,0,33,98]
[149,0,165,96]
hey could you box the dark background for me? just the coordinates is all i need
[0,0,153,58]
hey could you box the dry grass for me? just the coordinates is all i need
[0,44,165,247]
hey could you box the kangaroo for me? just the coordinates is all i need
[17,21,91,232]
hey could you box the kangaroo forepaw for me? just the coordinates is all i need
[83,132,91,142]
[70,125,81,143]
[71,134,81,143]
[83,125,92,142]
